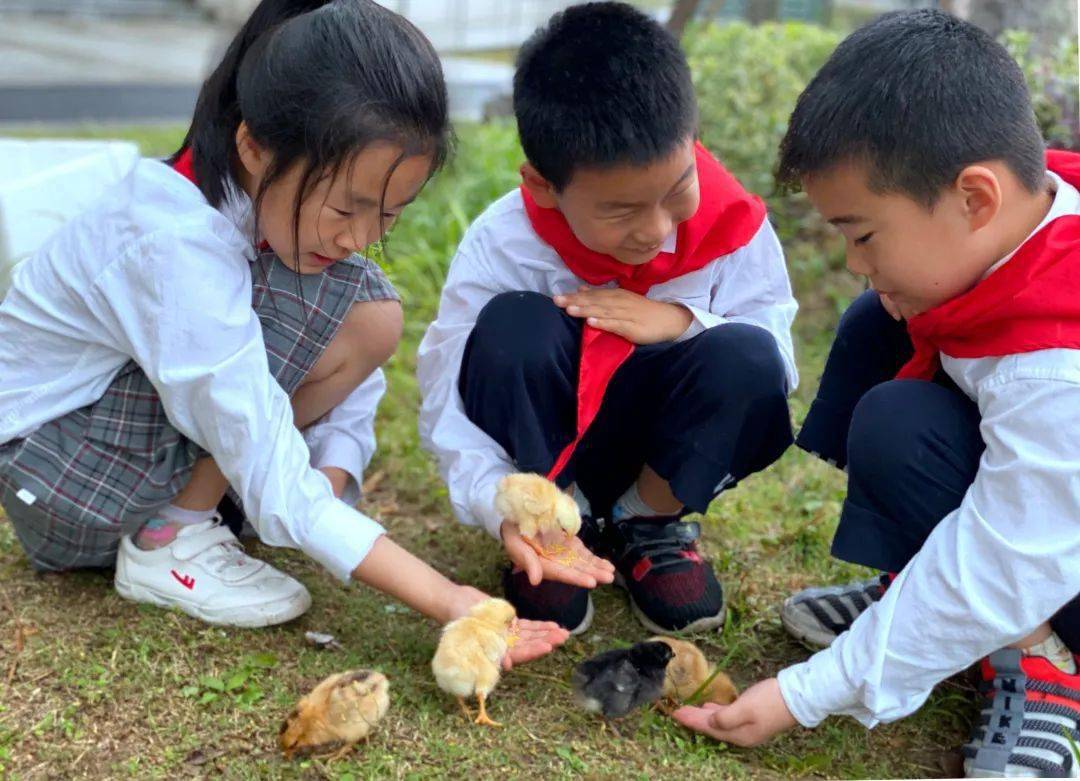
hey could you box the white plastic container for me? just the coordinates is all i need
[0,138,141,299]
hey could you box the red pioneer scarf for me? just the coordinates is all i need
[522,141,767,480]
[172,146,196,182]
[897,150,1080,380]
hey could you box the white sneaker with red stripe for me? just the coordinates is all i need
[114,518,311,628]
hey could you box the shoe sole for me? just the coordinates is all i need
[962,757,1056,778]
[114,576,311,629]
[613,571,727,635]
[779,599,839,650]
[567,595,595,636]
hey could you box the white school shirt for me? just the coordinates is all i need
[778,173,1080,728]
[0,158,385,582]
[417,188,799,540]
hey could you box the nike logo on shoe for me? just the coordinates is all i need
[171,570,195,590]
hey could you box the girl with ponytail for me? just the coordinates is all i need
[0,0,566,662]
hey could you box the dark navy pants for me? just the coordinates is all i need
[459,291,794,519]
[797,290,1080,652]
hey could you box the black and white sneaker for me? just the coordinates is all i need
[962,648,1080,778]
[780,573,891,648]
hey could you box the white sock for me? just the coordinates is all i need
[134,504,216,550]
[157,504,216,526]
[612,482,661,521]
[1024,631,1077,674]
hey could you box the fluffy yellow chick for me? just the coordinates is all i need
[279,669,390,759]
[495,473,582,563]
[652,636,738,705]
[432,598,517,727]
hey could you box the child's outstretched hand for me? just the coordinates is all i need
[501,521,615,589]
[554,287,692,345]
[448,585,570,670]
[672,678,798,747]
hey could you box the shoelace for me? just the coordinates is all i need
[967,649,1080,777]
[205,538,255,574]
[181,519,259,575]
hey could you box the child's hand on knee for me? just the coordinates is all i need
[500,521,615,588]
[672,678,797,747]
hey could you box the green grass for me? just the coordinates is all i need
[0,124,976,779]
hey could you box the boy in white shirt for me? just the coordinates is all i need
[418,2,798,635]
[672,11,1080,778]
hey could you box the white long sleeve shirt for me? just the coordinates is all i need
[778,173,1080,728]
[417,188,799,540]
[0,158,385,582]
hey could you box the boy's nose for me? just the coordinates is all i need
[634,212,673,248]
[846,252,872,276]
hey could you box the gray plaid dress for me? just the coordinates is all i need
[0,251,398,572]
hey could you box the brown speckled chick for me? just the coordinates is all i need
[279,670,390,759]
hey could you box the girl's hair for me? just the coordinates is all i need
[170,0,451,260]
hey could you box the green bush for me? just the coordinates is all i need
[684,21,841,200]
[1002,30,1080,151]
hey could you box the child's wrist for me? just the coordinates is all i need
[319,466,350,498]
[442,584,487,624]
[665,302,694,340]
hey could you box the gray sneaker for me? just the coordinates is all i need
[780,573,891,648]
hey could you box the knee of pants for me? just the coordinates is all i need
[690,323,789,408]
[835,289,892,343]
[468,291,573,379]
[847,379,980,489]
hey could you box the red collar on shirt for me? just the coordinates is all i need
[521,141,767,480]
[897,150,1080,381]
[171,147,270,252]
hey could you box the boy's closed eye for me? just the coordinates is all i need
[854,231,875,246]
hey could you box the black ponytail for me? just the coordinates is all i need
[169,0,452,241]
[170,0,329,206]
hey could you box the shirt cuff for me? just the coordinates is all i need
[307,433,369,507]
[675,304,725,343]
[300,500,386,583]
[475,476,507,541]
[777,645,874,729]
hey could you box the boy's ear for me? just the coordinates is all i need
[235,121,270,179]
[954,164,1003,232]
[520,163,559,209]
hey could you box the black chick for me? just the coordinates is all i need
[572,640,674,718]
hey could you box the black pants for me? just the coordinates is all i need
[459,291,794,519]
[797,290,1080,652]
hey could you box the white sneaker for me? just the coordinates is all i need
[114,518,311,628]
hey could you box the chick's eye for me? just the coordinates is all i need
[854,232,875,246]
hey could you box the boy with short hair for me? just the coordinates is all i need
[417,1,798,635]
[673,11,1080,777]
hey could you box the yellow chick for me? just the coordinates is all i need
[495,473,582,562]
[432,598,517,727]
[279,669,390,759]
[651,636,738,705]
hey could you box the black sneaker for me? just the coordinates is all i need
[600,517,726,634]
[779,573,892,649]
[501,566,594,635]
